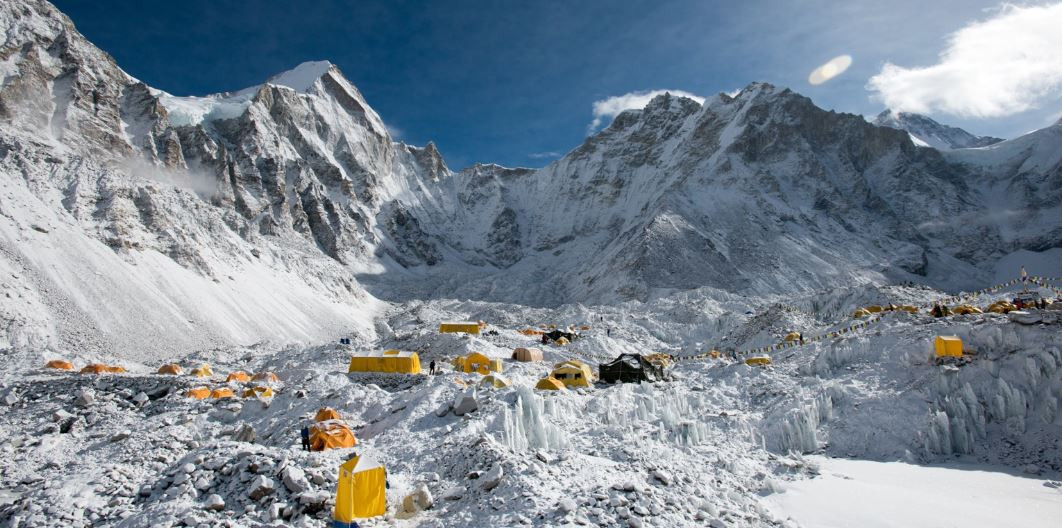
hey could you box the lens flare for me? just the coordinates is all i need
[808,55,853,85]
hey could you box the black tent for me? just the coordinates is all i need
[599,353,664,384]
[542,330,576,344]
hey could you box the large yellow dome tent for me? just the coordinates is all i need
[550,360,593,388]
[242,386,274,398]
[535,377,566,390]
[454,352,502,375]
[333,454,387,524]
[478,374,511,389]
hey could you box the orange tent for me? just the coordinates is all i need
[226,371,251,383]
[315,407,342,422]
[81,363,112,374]
[45,360,74,370]
[210,387,236,399]
[104,365,126,373]
[252,372,279,383]
[187,387,211,400]
[310,421,357,451]
[157,364,182,375]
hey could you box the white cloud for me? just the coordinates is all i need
[528,151,561,159]
[588,89,705,132]
[867,3,1062,118]
[386,124,403,140]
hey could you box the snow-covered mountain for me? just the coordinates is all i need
[873,110,1003,150]
[3,0,1062,355]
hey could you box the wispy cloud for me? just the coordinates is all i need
[528,151,561,159]
[386,124,403,140]
[867,3,1062,118]
[588,89,705,132]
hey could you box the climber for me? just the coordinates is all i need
[429,360,436,375]
[300,426,311,451]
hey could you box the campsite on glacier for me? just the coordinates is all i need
[1,0,1062,526]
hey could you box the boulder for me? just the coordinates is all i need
[248,475,275,500]
[479,464,503,491]
[441,486,465,500]
[401,484,434,513]
[651,469,672,486]
[232,424,256,443]
[74,389,95,408]
[1009,310,1041,325]
[453,389,478,416]
[203,494,225,511]
[559,498,577,514]
[281,466,310,494]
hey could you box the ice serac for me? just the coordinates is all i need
[873,110,1003,150]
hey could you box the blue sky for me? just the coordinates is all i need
[55,0,1062,169]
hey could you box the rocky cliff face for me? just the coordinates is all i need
[873,110,1003,150]
[2,0,1061,356]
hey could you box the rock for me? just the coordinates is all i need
[2,392,17,406]
[479,464,503,491]
[453,389,479,416]
[441,486,465,500]
[536,451,554,464]
[74,389,95,407]
[628,517,644,528]
[559,498,577,514]
[248,475,275,500]
[651,469,672,486]
[52,409,75,422]
[267,502,287,521]
[633,505,649,516]
[1009,310,1041,325]
[281,466,310,494]
[616,506,630,518]
[612,481,637,492]
[133,392,149,405]
[401,484,434,513]
[297,491,330,514]
[232,424,256,443]
[434,401,452,417]
[1024,464,1041,475]
[709,519,726,528]
[182,463,196,474]
[139,485,153,497]
[203,494,224,511]
[110,430,131,442]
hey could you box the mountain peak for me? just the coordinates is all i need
[873,109,1003,150]
[264,60,336,93]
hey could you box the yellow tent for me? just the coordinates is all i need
[454,352,502,375]
[252,372,280,383]
[242,386,275,398]
[745,356,772,366]
[953,305,983,315]
[333,454,386,523]
[479,374,511,389]
[45,360,74,370]
[553,337,570,346]
[866,305,883,313]
[226,371,251,383]
[644,353,673,367]
[186,387,211,400]
[784,332,802,342]
[898,305,919,314]
[580,325,591,330]
[518,328,544,336]
[316,407,342,422]
[190,364,213,378]
[210,387,235,399]
[550,360,593,388]
[934,336,963,358]
[439,322,480,335]
[987,301,1015,314]
[853,308,872,318]
[709,350,722,359]
[310,421,357,451]
[348,350,421,374]
[105,365,126,373]
[511,347,544,362]
[157,364,182,375]
[535,377,566,390]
